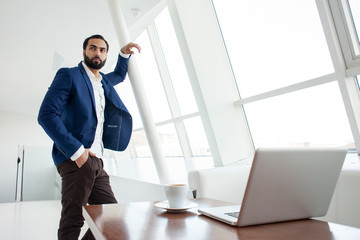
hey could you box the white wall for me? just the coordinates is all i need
[0,111,52,203]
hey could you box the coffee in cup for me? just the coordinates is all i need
[164,184,188,209]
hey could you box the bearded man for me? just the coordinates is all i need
[38,34,141,240]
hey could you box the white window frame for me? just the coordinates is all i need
[146,22,194,161]
[315,0,360,153]
[132,19,211,171]
[329,0,360,75]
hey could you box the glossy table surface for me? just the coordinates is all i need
[83,198,360,240]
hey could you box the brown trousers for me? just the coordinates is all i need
[56,156,117,240]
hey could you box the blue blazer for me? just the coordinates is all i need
[38,55,132,166]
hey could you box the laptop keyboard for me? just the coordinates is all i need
[225,212,239,218]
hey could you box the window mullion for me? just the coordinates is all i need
[329,0,360,68]
[317,0,360,153]
[146,23,181,118]
[147,22,194,160]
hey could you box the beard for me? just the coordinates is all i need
[83,53,106,70]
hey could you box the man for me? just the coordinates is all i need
[38,34,141,240]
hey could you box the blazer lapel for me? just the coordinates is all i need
[78,62,96,112]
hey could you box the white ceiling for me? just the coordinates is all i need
[0,0,161,116]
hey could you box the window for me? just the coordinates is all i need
[154,8,198,116]
[213,0,355,148]
[132,130,151,157]
[212,0,333,98]
[134,31,172,123]
[330,0,360,67]
[114,73,142,130]
[244,82,354,148]
[110,7,212,183]
[157,123,182,156]
[348,0,360,54]
[184,116,211,156]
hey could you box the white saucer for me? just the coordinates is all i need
[155,201,198,212]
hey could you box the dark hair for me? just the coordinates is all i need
[83,34,109,52]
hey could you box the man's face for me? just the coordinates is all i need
[83,38,107,70]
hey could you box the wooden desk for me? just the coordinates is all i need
[83,198,360,240]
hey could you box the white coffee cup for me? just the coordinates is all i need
[164,184,188,209]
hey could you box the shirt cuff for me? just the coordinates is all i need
[119,51,130,59]
[70,145,85,161]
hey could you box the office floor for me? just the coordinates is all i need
[0,200,87,240]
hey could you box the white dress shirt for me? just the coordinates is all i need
[70,52,129,161]
[70,62,105,160]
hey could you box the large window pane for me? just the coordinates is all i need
[184,117,211,156]
[212,0,334,97]
[132,130,151,157]
[157,123,183,156]
[155,8,198,115]
[135,31,172,123]
[115,77,143,129]
[244,82,354,148]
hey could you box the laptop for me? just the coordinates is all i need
[198,147,347,227]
